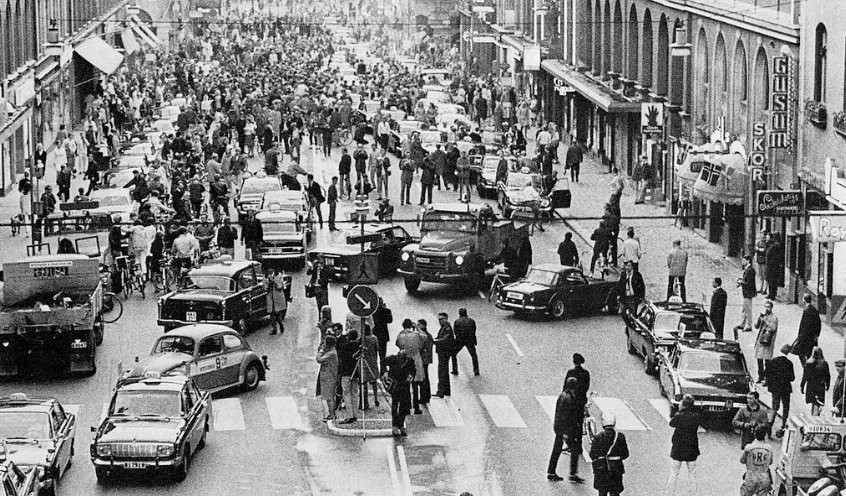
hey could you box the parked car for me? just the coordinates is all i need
[236,173,282,223]
[496,264,620,319]
[0,393,76,495]
[657,339,755,419]
[157,260,281,334]
[624,300,718,375]
[0,460,38,496]
[90,373,211,482]
[118,324,267,393]
[308,224,414,282]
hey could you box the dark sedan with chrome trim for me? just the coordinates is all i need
[495,264,620,319]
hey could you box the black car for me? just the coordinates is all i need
[495,264,620,319]
[157,260,290,334]
[657,339,754,418]
[307,224,415,282]
[623,300,718,375]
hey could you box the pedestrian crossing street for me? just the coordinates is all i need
[64,393,701,434]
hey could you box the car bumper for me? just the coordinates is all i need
[91,456,182,470]
[669,398,745,413]
[495,300,547,311]
[158,318,233,328]
[397,268,468,282]
[258,252,306,260]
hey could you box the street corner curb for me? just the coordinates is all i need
[326,418,395,437]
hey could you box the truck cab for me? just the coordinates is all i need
[774,415,846,496]
[398,203,529,293]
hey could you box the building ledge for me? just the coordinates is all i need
[652,0,799,44]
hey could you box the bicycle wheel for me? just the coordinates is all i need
[101,292,124,323]
[135,274,146,299]
[122,271,131,299]
[487,277,501,302]
[339,129,353,146]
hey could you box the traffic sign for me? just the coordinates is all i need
[346,285,380,317]
[347,253,379,285]
[463,31,471,41]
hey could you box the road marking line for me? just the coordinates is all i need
[592,397,649,431]
[266,396,308,431]
[427,397,464,427]
[479,394,527,428]
[647,398,706,433]
[212,398,246,431]
[535,395,557,420]
[396,445,414,496]
[505,333,525,357]
[386,444,402,496]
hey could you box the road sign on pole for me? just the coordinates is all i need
[348,253,379,285]
[346,285,380,317]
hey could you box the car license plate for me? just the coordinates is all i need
[725,400,733,409]
[325,258,335,266]
[417,257,430,264]
[507,292,522,300]
[71,340,87,349]
[186,311,197,322]
[124,462,147,469]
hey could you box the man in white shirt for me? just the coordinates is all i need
[377,117,391,151]
[536,126,551,155]
[621,227,642,272]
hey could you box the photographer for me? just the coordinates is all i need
[732,392,774,449]
[753,300,778,384]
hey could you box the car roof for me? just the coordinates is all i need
[242,176,281,186]
[164,324,237,340]
[256,209,298,220]
[188,260,257,277]
[426,203,491,214]
[0,396,55,413]
[89,189,131,199]
[263,190,303,200]
[530,263,572,273]
[676,339,742,354]
[651,301,709,316]
[118,374,189,392]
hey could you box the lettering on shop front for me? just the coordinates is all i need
[809,212,846,243]
[756,190,802,216]
[769,56,792,149]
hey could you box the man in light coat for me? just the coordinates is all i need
[666,239,688,302]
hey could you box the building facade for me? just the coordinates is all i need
[797,0,846,325]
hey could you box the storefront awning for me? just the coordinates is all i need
[130,16,163,46]
[691,153,748,205]
[74,36,124,75]
[121,28,139,55]
[489,24,513,35]
[502,34,529,54]
[541,59,641,113]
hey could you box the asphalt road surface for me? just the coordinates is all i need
[0,142,761,496]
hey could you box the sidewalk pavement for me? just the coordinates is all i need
[552,148,844,423]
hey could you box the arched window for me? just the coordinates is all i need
[714,33,727,127]
[656,15,669,96]
[627,6,638,80]
[603,0,611,75]
[613,0,623,73]
[732,41,748,137]
[814,23,827,101]
[642,9,653,88]
[694,28,710,140]
[753,47,769,121]
[593,1,602,73]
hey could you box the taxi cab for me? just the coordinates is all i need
[117,324,267,393]
[90,373,211,482]
[0,393,76,495]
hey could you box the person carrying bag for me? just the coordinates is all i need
[590,413,630,496]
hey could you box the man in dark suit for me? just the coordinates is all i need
[618,261,645,315]
[794,293,822,367]
[433,312,455,397]
[710,277,728,340]
[735,256,757,335]
[547,378,585,483]
[452,308,479,376]
[767,344,794,433]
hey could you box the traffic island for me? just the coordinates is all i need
[326,417,395,437]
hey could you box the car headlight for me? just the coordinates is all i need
[96,444,112,457]
[157,444,175,457]
[400,252,410,262]
[454,255,464,266]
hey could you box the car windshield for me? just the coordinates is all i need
[152,336,196,355]
[525,269,557,286]
[421,212,477,233]
[262,220,298,233]
[482,157,501,171]
[0,411,51,439]
[653,313,715,339]
[506,173,541,189]
[111,390,182,417]
[419,131,444,144]
[183,275,235,291]
[241,180,280,195]
[677,351,746,375]
[801,432,842,451]
[94,195,130,207]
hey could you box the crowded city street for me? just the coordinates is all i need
[0,0,844,495]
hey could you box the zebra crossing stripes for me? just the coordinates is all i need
[647,398,706,433]
[591,396,650,431]
[265,396,308,431]
[213,398,246,431]
[479,394,526,428]
[427,397,465,427]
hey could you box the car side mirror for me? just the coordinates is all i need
[90,426,97,433]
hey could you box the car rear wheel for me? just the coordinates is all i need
[243,363,261,391]
[404,276,420,293]
[551,299,566,319]
[626,331,636,355]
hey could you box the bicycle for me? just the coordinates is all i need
[152,253,177,293]
[98,270,123,323]
[333,126,353,147]
[487,268,513,302]
[115,255,145,299]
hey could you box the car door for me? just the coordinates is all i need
[235,266,262,319]
[658,348,677,398]
[558,270,586,312]
[628,306,652,358]
[50,404,73,476]
[221,333,247,387]
[180,385,205,449]
[251,264,268,317]
[187,381,208,443]
[192,335,226,390]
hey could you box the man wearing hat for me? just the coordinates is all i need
[589,412,629,496]
[547,377,585,483]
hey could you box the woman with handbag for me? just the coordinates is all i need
[753,300,778,383]
[316,335,339,422]
[801,346,831,416]
[265,268,288,335]
[589,413,629,496]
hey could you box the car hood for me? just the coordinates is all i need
[238,194,264,204]
[133,352,193,374]
[418,232,472,253]
[2,442,53,468]
[313,245,359,256]
[502,281,553,294]
[97,419,184,444]
[678,373,750,395]
[263,232,304,243]
[165,290,231,302]
[504,187,540,204]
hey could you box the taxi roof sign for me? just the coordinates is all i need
[8,393,27,402]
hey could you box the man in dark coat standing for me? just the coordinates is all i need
[618,261,646,315]
[419,156,435,205]
[667,394,701,495]
[564,136,583,183]
[765,233,783,301]
[452,308,479,376]
[433,312,455,397]
[547,378,585,483]
[710,277,728,340]
[564,353,590,410]
[794,293,821,367]
[372,299,393,373]
[767,343,795,432]
[557,232,579,267]
[589,413,629,496]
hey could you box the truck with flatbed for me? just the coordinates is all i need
[0,254,105,377]
[397,203,530,293]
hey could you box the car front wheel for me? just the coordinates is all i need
[173,448,190,481]
[550,299,566,319]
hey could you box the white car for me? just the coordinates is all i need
[87,189,137,225]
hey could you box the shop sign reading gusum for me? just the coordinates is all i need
[769,56,792,149]
[809,212,846,243]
